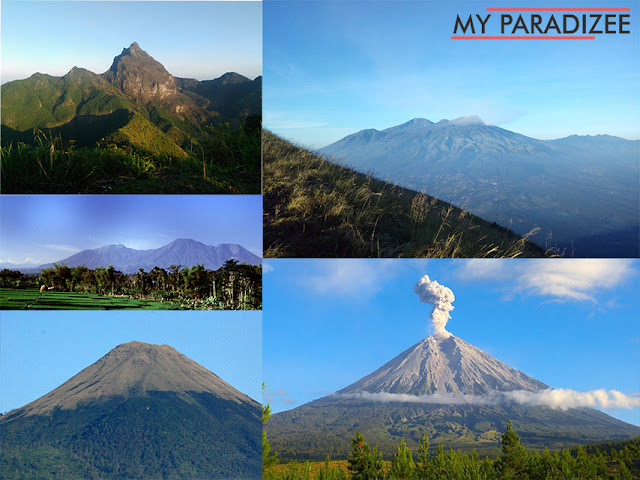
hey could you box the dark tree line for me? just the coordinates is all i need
[263,423,639,479]
[0,260,261,310]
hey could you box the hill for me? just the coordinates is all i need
[263,132,551,258]
[30,238,261,274]
[320,117,640,257]
[0,341,261,479]
[1,43,261,194]
[268,334,640,459]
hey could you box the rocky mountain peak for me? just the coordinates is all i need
[339,334,547,396]
[103,42,177,103]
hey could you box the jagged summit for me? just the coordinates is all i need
[6,341,255,421]
[339,334,547,396]
[103,42,177,102]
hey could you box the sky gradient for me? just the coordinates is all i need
[0,195,262,265]
[0,310,262,412]
[264,0,639,148]
[263,258,640,426]
[1,1,262,84]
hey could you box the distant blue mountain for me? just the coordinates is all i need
[31,239,261,273]
[320,118,639,257]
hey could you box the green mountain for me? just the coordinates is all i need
[1,42,261,160]
[0,341,261,479]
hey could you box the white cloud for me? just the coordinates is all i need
[457,259,635,302]
[262,262,274,273]
[338,388,640,411]
[302,259,399,299]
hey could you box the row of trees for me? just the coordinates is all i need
[264,423,638,479]
[0,260,261,310]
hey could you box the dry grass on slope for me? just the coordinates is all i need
[263,132,553,258]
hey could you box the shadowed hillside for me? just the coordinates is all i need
[1,43,261,194]
[263,132,553,258]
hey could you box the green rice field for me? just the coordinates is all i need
[0,288,178,310]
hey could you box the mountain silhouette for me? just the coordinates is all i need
[1,341,261,479]
[320,118,639,257]
[30,238,261,273]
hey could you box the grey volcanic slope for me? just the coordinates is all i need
[269,334,640,459]
[34,238,261,273]
[320,117,639,257]
[1,342,261,479]
[6,341,256,421]
[339,335,547,396]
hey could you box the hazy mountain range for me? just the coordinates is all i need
[14,238,261,274]
[320,117,639,257]
[1,42,261,158]
[269,334,640,459]
[0,341,261,479]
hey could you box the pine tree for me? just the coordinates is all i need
[389,438,415,480]
[262,383,278,467]
[495,421,528,480]
[416,435,432,479]
[347,431,384,480]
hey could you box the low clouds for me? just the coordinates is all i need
[457,259,634,302]
[338,388,640,411]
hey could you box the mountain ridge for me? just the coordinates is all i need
[21,238,261,273]
[1,42,261,157]
[319,118,639,257]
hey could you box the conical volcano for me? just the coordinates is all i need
[1,342,261,479]
[268,335,640,460]
[340,335,547,396]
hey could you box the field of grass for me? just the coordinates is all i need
[0,288,177,310]
[0,124,260,194]
[263,132,552,258]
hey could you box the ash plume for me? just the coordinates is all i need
[414,275,455,339]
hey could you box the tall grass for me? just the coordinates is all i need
[1,122,260,194]
[263,131,552,258]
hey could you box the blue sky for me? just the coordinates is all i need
[263,259,640,426]
[0,310,262,412]
[0,195,262,264]
[264,0,639,148]
[1,1,262,84]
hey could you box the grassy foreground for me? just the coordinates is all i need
[0,288,176,310]
[263,132,552,258]
[1,124,260,194]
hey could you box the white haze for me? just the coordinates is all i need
[337,389,640,411]
[413,275,455,339]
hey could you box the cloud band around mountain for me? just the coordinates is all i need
[337,388,640,411]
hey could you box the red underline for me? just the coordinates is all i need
[486,8,630,11]
[451,36,596,39]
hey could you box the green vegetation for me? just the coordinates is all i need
[0,260,261,310]
[264,424,640,479]
[1,391,261,480]
[263,132,552,258]
[1,119,260,193]
[0,288,175,310]
[0,50,261,194]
